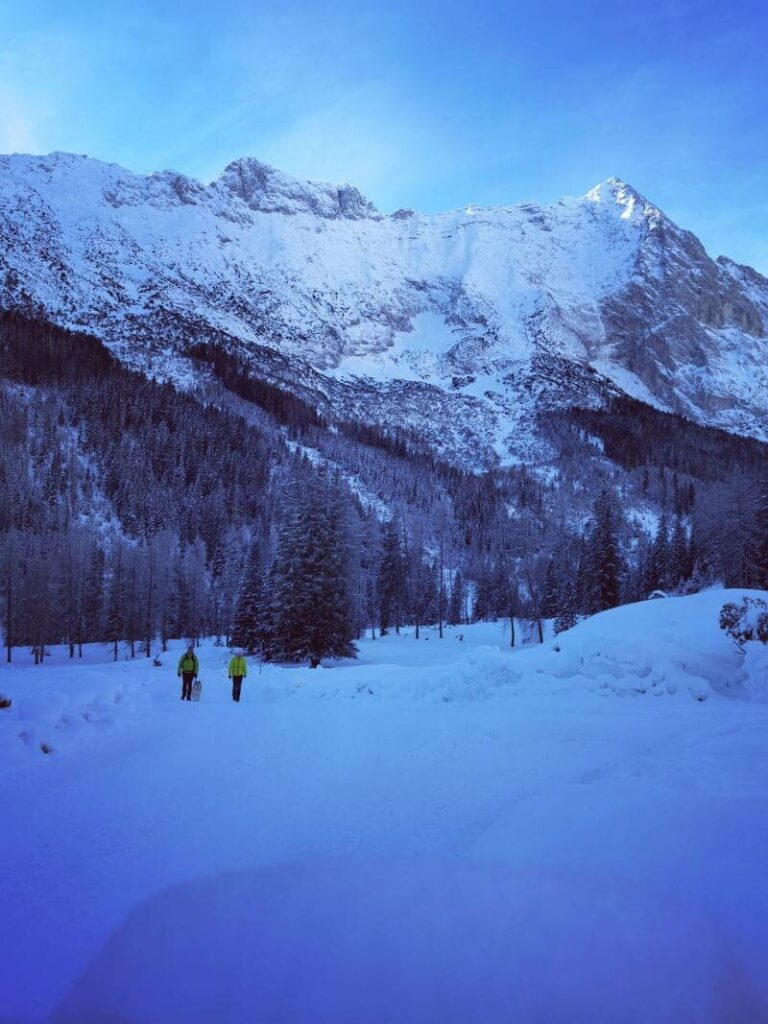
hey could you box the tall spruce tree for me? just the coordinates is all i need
[715,473,761,587]
[541,557,561,619]
[644,514,669,594]
[269,476,357,664]
[378,520,406,635]
[553,577,578,635]
[668,517,692,589]
[580,490,622,613]
[232,543,270,655]
[407,524,435,639]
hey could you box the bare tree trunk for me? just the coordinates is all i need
[5,568,11,664]
[145,549,155,658]
[67,540,76,659]
[438,527,445,639]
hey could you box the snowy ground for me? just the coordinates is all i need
[1,590,768,1022]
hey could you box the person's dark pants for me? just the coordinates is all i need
[181,672,194,700]
[231,675,243,702]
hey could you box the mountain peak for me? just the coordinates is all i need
[213,156,378,220]
[584,176,660,214]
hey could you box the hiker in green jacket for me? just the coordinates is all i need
[228,650,248,703]
[177,645,199,701]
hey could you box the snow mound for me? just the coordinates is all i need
[483,587,764,703]
[53,860,764,1024]
[0,667,146,767]
[255,590,765,706]
[536,587,757,701]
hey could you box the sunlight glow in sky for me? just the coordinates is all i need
[1,0,767,271]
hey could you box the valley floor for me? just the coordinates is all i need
[1,591,768,1022]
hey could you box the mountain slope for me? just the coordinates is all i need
[1,153,767,464]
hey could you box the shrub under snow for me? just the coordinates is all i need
[719,596,768,649]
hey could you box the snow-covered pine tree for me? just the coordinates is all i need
[580,490,623,613]
[668,516,692,591]
[715,472,761,587]
[644,514,669,595]
[231,542,270,655]
[406,522,434,639]
[211,526,248,646]
[448,570,466,626]
[177,540,208,646]
[541,556,561,619]
[269,475,357,664]
[377,519,406,636]
[152,531,179,653]
[553,579,578,635]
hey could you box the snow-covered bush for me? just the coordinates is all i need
[719,597,768,649]
[553,610,577,636]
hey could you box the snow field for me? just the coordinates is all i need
[1,589,768,1021]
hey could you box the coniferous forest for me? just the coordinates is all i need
[2,312,767,664]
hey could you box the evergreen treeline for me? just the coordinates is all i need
[2,313,767,665]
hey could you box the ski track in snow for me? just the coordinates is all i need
[1,590,768,1022]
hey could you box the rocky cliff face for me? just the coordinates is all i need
[1,153,766,465]
[214,157,379,220]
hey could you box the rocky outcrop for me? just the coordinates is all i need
[214,157,378,220]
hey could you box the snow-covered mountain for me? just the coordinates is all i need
[2,151,767,464]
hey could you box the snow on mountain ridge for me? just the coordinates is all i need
[583,176,657,219]
[1,151,767,465]
[213,156,379,220]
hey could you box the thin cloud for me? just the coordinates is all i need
[0,87,40,153]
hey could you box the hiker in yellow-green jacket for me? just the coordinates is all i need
[228,650,248,703]
[177,645,199,701]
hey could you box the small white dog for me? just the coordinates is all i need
[191,679,203,702]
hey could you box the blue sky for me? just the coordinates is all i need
[1,0,767,271]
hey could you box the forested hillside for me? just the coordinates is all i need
[2,313,767,663]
